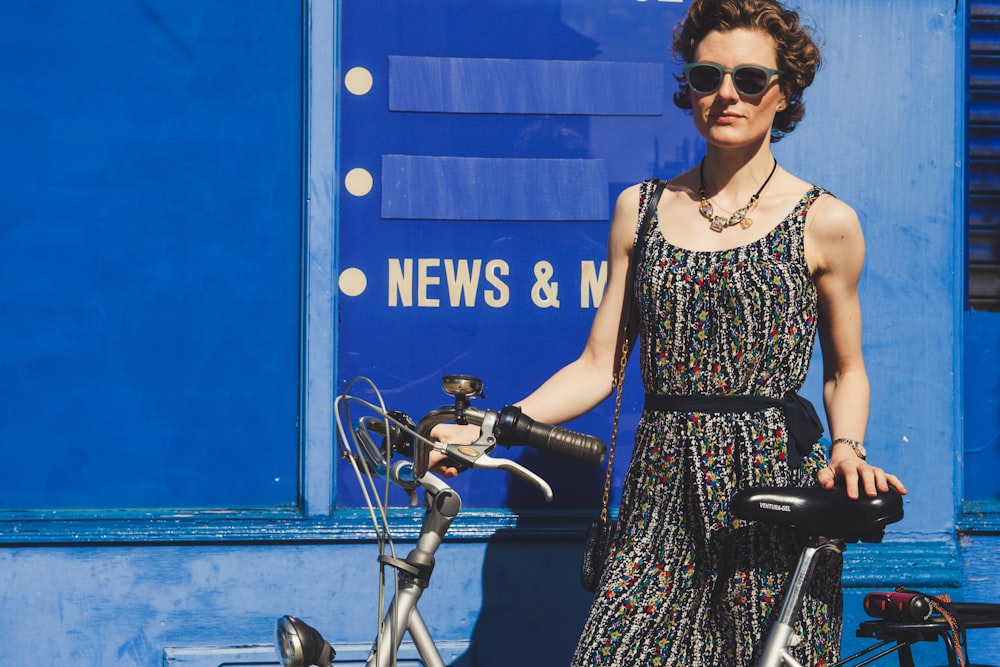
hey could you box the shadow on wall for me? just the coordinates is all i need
[450,537,595,667]
[452,448,605,667]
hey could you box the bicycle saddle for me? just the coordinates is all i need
[729,484,904,543]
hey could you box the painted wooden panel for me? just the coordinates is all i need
[0,0,302,510]
[336,0,699,512]
[0,541,968,667]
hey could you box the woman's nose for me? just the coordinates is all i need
[716,71,740,100]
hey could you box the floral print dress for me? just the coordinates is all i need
[572,181,842,667]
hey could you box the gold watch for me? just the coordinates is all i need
[832,437,866,460]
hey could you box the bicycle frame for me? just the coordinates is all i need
[757,538,846,667]
[365,471,459,667]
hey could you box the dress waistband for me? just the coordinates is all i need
[643,391,824,469]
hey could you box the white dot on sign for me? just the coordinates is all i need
[339,268,368,297]
[344,168,373,196]
[344,67,374,95]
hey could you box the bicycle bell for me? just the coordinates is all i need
[441,374,484,400]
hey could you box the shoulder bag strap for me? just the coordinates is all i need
[611,178,665,386]
[601,178,665,523]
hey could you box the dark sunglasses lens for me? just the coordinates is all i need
[688,65,721,93]
[733,67,769,95]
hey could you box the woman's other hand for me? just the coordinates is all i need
[817,455,908,499]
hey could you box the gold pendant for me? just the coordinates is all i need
[699,198,714,219]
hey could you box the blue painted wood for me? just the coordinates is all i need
[0,0,302,510]
[0,541,964,667]
[163,644,279,666]
[388,56,664,115]
[304,0,337,518]
[961,500,1000,531]
[964,311,1000,505]
[0,542,549,667]
[966,0,1000,513]
[0,508,962,587]
[958,534,1000,661]
[380,155,609,221]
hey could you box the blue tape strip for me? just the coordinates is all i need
[381,155,608,221]
[389,56,664,116]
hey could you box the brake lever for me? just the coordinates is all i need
[473,453,553,501]
[435,450,554,501]
[431,409,553,500]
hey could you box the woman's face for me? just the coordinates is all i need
[690,28,787,151]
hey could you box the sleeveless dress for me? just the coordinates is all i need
[572,182,842,667]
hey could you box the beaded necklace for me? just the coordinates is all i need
[698,158,778,232]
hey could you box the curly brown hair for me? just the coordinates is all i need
[672,0,822,141]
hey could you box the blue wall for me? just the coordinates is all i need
[0,0,302,510]
[2,1,998,665]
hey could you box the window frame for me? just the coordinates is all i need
[0,0,331,544]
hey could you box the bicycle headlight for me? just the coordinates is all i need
[276,615,334,667]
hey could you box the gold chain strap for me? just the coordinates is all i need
[928,596,966,667]
[600,178,660,524]
[601,336,630,523]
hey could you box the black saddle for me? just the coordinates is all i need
[730,484,904,543]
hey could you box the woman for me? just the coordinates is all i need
[437,0,906,663]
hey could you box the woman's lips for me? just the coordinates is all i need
[713,112,742,125]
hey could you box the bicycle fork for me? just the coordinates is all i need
[369,480,461,667]
[758,539,845,667]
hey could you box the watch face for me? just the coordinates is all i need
[854,443,867,459]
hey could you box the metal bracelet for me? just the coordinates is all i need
[831,437,866,460]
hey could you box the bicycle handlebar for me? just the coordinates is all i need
[341,375,605,499]
[413,402,605,477]
[494,405,605,467]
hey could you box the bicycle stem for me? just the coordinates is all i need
[368,475,461,667]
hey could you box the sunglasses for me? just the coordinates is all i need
[682,62,783,97]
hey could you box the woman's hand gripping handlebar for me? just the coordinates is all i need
[413,375,606,500]
[341,375,605,501]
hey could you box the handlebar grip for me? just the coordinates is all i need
[495,406,605,467]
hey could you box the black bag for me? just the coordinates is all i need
[579,179,664,593]
[580,516,616,592]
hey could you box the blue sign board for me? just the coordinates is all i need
[336,0,700,508]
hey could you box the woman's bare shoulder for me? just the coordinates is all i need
[808,190,862,239]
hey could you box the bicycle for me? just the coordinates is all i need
[275,374,1000,667]
[731,485,1000,667]
[275,374,606,667]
